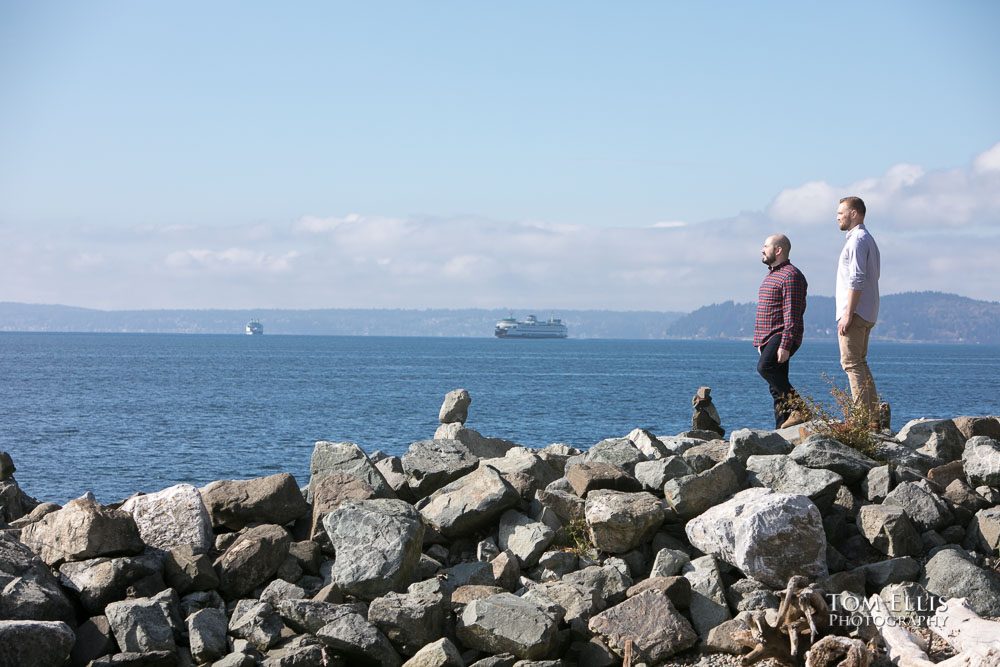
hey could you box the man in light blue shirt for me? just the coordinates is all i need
[836,196,881,422]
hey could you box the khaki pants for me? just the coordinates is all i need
[839,314,878,415]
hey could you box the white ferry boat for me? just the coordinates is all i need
[245,320,264,335]
[494,314,568,339]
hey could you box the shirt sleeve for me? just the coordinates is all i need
[845,236,868,291]
[780,270,807,350]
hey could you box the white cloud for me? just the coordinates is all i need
[1,141,998,311]
[973,140,1000,174]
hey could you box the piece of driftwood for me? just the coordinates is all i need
[732,610,797,666]
[869,594,1000,667]
[733,576,835,666]
[804,635,871,667]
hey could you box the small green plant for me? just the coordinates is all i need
[782,376,885,459]
[557,517,597,558]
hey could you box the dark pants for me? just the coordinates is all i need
[757,336,800,428]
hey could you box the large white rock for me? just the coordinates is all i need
[685,488,827,588]
[121,483,213,554]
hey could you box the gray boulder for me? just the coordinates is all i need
[883,480,954,532]
[563,565,631,608]
[922,548,1000,616]
[588,591,697,663]
[962,436,1000,487]
[0,620,74,667]
[58,552,164,615]
[856,557,921,590]
[215,524,291,599]
[874,441,943,474]
[584,490,665,554]
[417,465,520,538]
[188,607,228,664]
[456,593,560,660]
[627,428,670,459]
[323,499,424,599]
[966,506,1000,554]
[369,591,446,656]
[856,505,922,557]
[434,422,518,459]
[275,599,355,634]
[68,615,116,667]
[317,610,402,666]
[522,580,600,623]
[200,473,309,531]
[745,454,843,510]
[584,437,647,472]
[649,548,690,578]
[0,532,74,623]
[105,594,177,653]
[685,488,828,588]
[498,510,555,567]
[228,600,284,652]
[681,440,731,472]
[479,448,559,499]
[308,471,378,539]
[634,457,694,492]
[565,462,641,497]
[681,556,732,638]
[954,416,1000,441]
[309,441,395,500]
[19,493,144,566]
[164,545,219,595]
[727,429,793,464]
[663,459,745,520]
[790,437,879,484]
[403,439,480,497]
[120,483,213,555]
[401,637,463,667]
[0,478,39,524]
[439,388,471,424]
[862,465,893,502]
[897,419,965,461]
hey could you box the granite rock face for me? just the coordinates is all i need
[121,483,213,554]
[584,490,665,554]
[685,488,828,588]
[215,523,291,599]
[417,465,520,538]
[0,532,75,623]
[309,441,395,500]
[200,472,309,530]
[456,593,560,660]
[963,436,1000,487]
[323,499,425,599]
[19,493,144,566]
[0,620,75,667]
[588,590,697,663]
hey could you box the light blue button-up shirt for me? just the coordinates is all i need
[836,224,880,323]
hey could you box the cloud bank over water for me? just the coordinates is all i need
[3,141,999,312]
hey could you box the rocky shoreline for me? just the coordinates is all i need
[2,389,1000,666]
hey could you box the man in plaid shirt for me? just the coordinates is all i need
[754,234,808,429]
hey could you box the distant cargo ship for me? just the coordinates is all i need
[245,320,263,335]
[495,314,568,339]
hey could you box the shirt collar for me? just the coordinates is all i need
[846,223,866,238]
[769,260,790,272]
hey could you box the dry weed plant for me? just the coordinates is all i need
[783,376,885,459]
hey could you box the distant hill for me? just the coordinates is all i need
[666,292,1000,344]
[2,292,997,342]
[0,304,683,340]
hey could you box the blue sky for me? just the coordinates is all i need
[1,2,998,311]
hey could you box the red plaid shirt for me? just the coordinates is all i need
[753,261,808,350]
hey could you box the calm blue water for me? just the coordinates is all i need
[2,333,998,505]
